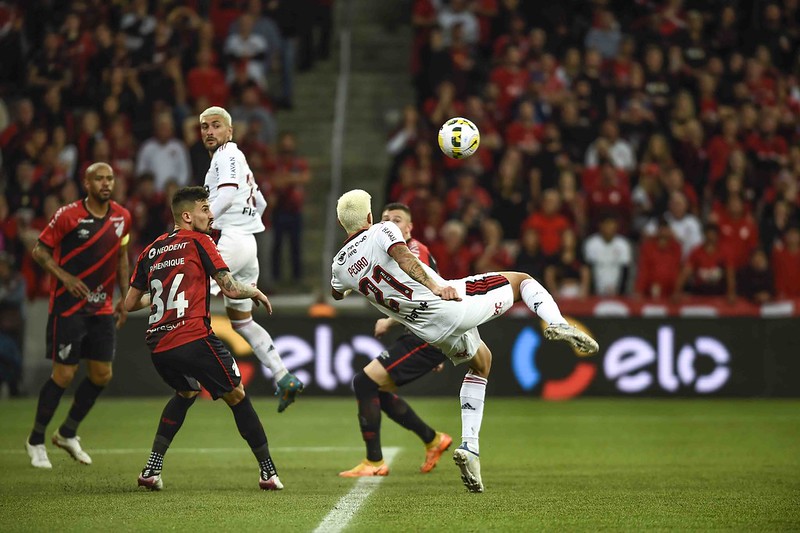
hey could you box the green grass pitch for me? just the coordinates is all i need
[1,397,798,531]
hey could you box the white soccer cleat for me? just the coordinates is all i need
[138,468,163,491]
[259,473,284,491]
[544,323,599,354]
[51,431,92,465]
[26,440,52,469]
[453,443,483,493]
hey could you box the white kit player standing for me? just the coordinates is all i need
[200,106,303,412]
[330,189,598,493]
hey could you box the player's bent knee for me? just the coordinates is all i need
[178,390,199,399]
[89,368,113,386]
[223,384,246,405]
[52,364,78,388]
[353,371,379,399]
[469,344,492,378]
[363,359,394,390]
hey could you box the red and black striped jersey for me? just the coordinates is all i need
[407,238,438,272]
[38,199,131,316]
[130,229,229,353]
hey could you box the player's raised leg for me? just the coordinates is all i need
[138,391,198,491]
[502,272,599,354]
[453,341,490,493]
[227,306,304,413]
[222,384,283,490]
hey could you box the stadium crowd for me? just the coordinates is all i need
[0,0,327,299]
[0,0,329,393]
[388,0,800,304]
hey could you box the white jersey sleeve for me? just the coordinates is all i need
[331,222,459,344]
[204,142,266,234]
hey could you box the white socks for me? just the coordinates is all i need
[231,318,288,381]
[520,278,567,325]
[460,372,487,453]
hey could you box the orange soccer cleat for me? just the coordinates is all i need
[420,432,453,473]
[338,459,390,478]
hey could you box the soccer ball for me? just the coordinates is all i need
[438,117,480,159]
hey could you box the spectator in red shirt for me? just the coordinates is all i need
[705,115,741,187]
[713,194,759,269]
[429,220,474,279]
[489,45,528,122]
[676,224,734,298]
[186,46,229,107]
[745,110,788,187]
[521,189,572,258]
[634,218,683,300]
[504,100,543,157]
[585,160,632,234]
[444,169,492,219]
[423,81,464,130]
[269,132,311,283]
[771,226,800,298]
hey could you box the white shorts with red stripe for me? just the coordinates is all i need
[209,231,259,312]
[432,272,514,365]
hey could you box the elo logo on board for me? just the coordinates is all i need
[604,326,730,394]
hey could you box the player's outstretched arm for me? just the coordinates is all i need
[32,241,90,298]
[389,244,461,301]
[124,286,151,312]
[374,317,399,337]
[214,270,272,314]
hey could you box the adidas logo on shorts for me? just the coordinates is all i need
[461,402,476,410]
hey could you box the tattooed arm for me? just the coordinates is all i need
[32,241,90,298]
[388,243,461,301]
[213,270,272,314]
[124,286,151,312]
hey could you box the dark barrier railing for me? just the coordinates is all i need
[107,315,800,398]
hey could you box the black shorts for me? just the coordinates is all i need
[377,332,448,387]
[46,314,116,365]
[151,335,241,400]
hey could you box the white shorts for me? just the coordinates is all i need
[210,232,259,312]
[432,273,515,366]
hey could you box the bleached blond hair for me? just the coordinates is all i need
[199,106,232,128]
[337,189,372,233]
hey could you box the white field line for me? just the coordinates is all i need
[312,447,400,533]
[1,446,364,455]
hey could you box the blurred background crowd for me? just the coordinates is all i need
[0,0,332,394]
[387,0,800,304]
[0,0,328,299]
[2,0,800,393]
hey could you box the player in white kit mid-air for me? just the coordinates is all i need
[330,189,598,493]
[200,106,303,412]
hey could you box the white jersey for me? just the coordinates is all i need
[331,222,464,345]
[204,141,265,234]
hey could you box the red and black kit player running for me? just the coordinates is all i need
[339,203,453,478]
[26,162,131,470]
[125,186,283,491]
